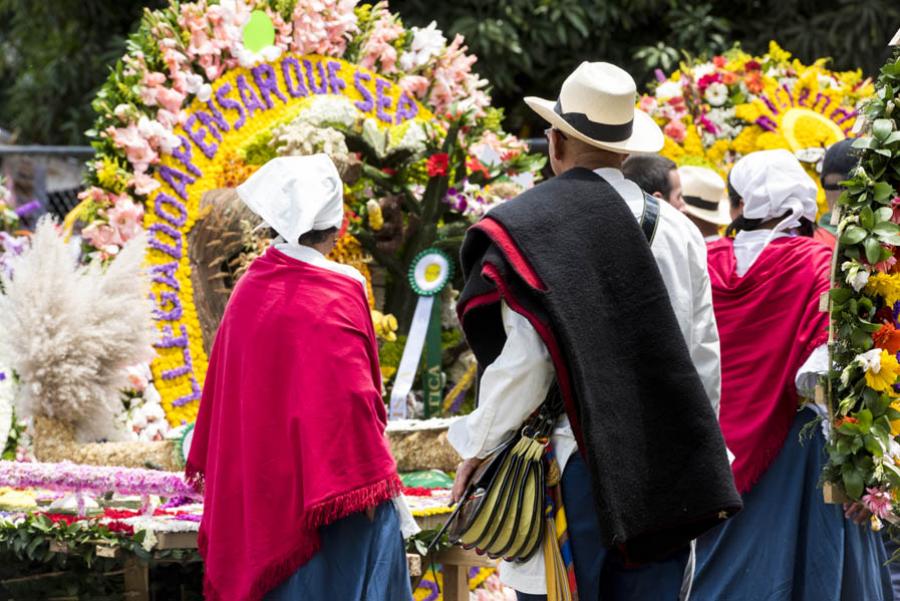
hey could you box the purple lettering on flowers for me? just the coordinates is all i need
[154,192,188,228]
[251,63,288,108]
[173,375,202,407]
[781,84,795,106]
[375,78,393,124]
[811,93,831,114]
[148,223,183,260]
[150,261,180,291]
[760,94,779,115]
[281,57,308,97]
[832,107,858,125]
[326,61,346,94]
[798,88,810,107]
[153,291,183,321]
[215,82,246,130]
[157,164,195,201]
[303,59,328,94]
[236,74,265,116]
[353,71,374,112]
[171,136,202,178]
[155,324,188,349]
[196,113,223,143]
[755,115,778,132]
[205,100,230,134]
[184,113,219,160]
[395,91,418,124]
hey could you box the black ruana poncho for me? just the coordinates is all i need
[458,168,741,563]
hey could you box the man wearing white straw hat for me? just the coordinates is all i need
[449,62,739,600]
[678,165,730,242]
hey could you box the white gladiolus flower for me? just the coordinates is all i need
[856,348,883,373]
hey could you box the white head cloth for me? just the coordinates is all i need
[729,148,818,235]
[236,154,344,246]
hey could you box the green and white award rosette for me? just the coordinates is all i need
[389,249,453,419]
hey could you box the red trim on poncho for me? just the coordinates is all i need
[707,236,831,493]
[186,247,402,601]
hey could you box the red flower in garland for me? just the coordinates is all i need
[466,156,490,179]
[834,416,859,429]
[744,60,762,72]
[713,55,727,68]
[426,153,450,177]
[873,322,900,354]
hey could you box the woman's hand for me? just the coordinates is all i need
[451,458,484,504]
[843,501,871,526]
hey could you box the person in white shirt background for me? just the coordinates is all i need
[449,61,727,601]
[621,153,685,210]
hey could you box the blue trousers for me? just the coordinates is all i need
[518,453,689,601]
[265,501,412,600]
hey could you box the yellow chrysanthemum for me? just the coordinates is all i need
[734,103,763,124]
[891,402,900,437]
[866,273,900,307]
[755,131,791,151]
[660,136,686,162]
[866,351,900,394]
[683,126,704,157]
[731,125,763,156]
[706,139,730,167]
[768,41,792,64]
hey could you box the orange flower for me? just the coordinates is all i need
[834,416,859,428]
[723,72,739,86]
[873,322,900,354]
[745,72,764,94]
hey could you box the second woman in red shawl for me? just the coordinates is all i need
[691,149,892,601]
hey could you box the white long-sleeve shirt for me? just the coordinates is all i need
[447,167,722,594]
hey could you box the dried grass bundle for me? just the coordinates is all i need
[0,218,155,442]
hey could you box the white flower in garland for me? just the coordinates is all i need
[856,348,883,372]
[704,82,730,107]
[399,21,446,72]
[842,260,871,292]
[0,369,14,452]
[297,96,359,129]
[655,80,684,101]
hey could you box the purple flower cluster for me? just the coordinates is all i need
[0,461,202,500]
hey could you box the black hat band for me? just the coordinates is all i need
[553,100,633,143]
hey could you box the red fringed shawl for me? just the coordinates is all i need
[707,236,831,493]
[186,247,402,601]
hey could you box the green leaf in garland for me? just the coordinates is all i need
[873,118,894,141]
[830,287,853,305]
[860,206,875,229]
[873,221,900,235]
[851,327,874,350]
[842,465,865,499]
[876,207,894,222]
[864,236,883,263]
[864,435,884,457]
[873,181,895,203]
[858,408,874,433]
[840,225,868,245]
[852,137,876,150]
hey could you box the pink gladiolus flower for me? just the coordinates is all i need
[156,87,186,114]
[81,222,121,250]
[891,197,900,225]
[131,172,160,196]
[664,120,687,143]
[862,486,893,519]
[399,75,430,99]
[108,125,158,175]
[108,197,144,243]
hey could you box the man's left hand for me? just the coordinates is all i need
[451,458,484,504]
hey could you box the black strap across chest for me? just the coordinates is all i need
[640,192,660,245]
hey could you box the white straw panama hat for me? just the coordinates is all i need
[525,61,664,155]
[678,165,732,226]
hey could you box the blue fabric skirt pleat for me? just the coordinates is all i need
[692,407,893,601]
[265,501,412,601]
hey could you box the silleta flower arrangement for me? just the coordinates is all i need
[68,0,544,427]
[827,46,900,531]
[640,41,873,215]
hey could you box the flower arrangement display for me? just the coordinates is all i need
[0,461,200,500]
[70,0,543,427]
[827,46,900,530]
[640,41,873,215]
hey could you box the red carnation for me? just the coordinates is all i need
[697,73,722,91]
[466,156,490,178]
[745,60,762,72]
[713,55,727,68]
[426,153,450,177]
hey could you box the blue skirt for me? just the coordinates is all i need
[692,408,893,601]
[265,501,413,601]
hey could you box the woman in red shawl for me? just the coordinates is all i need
[690,149,891,601]
[187,155,414,601]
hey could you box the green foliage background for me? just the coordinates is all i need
[0,0,898,145]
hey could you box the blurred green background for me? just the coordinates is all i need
[1,0,898,145]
